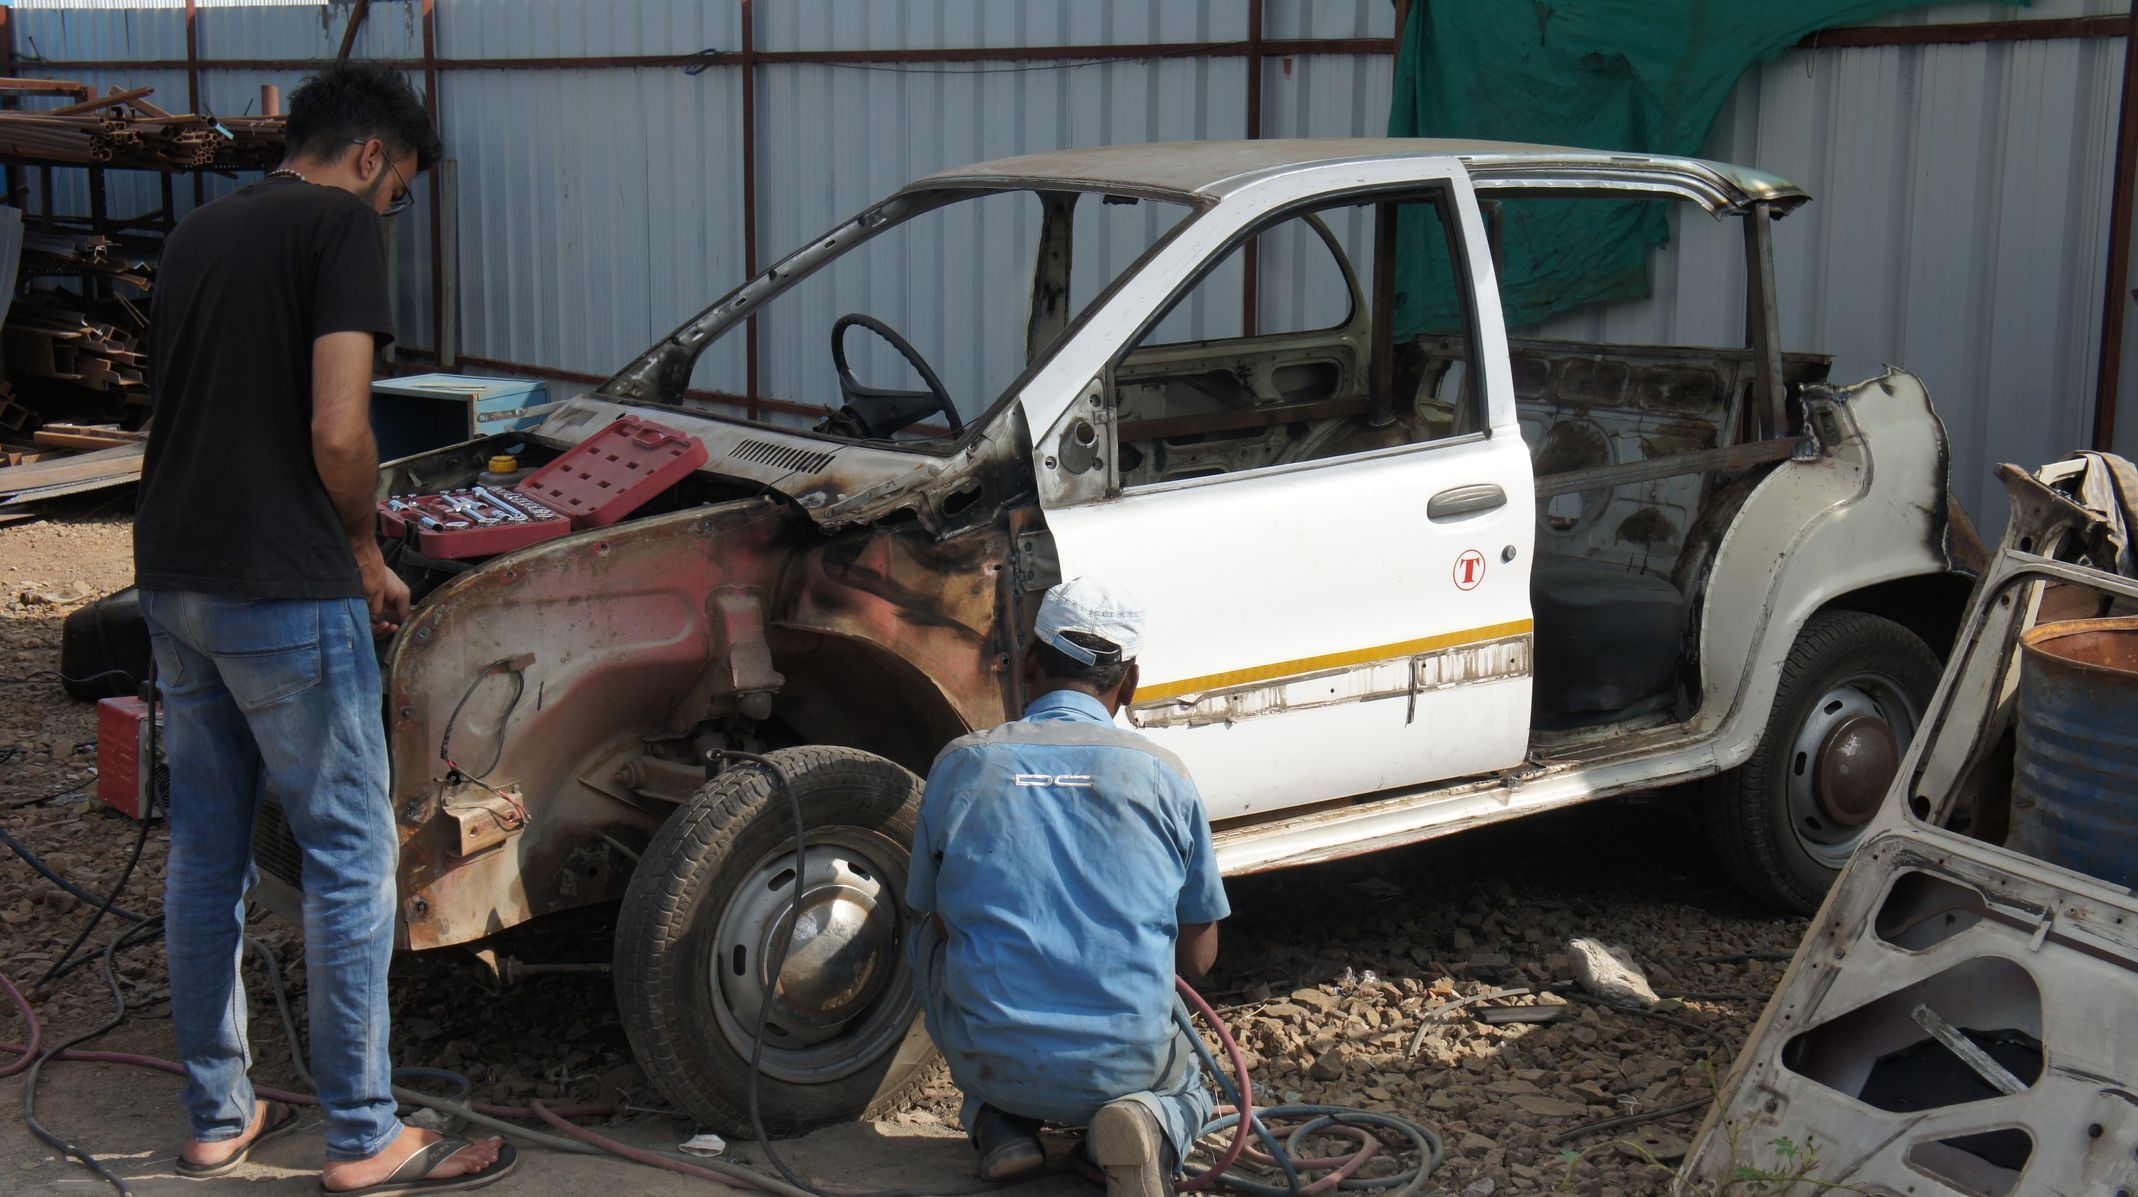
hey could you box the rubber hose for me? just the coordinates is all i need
[0,969,40,1078]
[1173,976,1254,1191]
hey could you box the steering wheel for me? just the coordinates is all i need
[827,313,963,438]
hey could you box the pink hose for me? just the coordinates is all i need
[1173,976,1252,1192]
[1,970,41,1078]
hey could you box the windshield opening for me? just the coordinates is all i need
[627,186,1193,449]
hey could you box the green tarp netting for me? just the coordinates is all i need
[1388,1,1965,336]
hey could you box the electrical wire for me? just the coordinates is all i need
[438,658,527,781]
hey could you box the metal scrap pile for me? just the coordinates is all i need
[0,81,283,172]
[7,232,152,411]
[0,80,284,518]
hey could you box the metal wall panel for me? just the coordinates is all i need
[196,0,422,61]
[754,1,1246,53]
[442,62,746,390]
[439,0,739,61]
[1261,0,1394,43]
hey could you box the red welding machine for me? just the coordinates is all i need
[95,696,161,819]
[377,415,709,560]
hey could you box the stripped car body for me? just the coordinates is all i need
[1682,459,2138,1196]
[249,140,1981,1132]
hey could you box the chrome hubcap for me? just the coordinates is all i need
[1787,674,1919,868]
[709,827,915,1083]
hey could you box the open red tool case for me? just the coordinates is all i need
[377,416,709,560]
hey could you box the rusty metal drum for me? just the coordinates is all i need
[2010,616,2138,888]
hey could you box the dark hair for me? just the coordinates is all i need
[284,62,443,171]
[1035,631,1131,692]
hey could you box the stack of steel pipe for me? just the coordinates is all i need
[0,81,283,172]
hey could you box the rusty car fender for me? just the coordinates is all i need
[382,497,1014,950]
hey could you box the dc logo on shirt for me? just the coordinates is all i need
[1014,774,1094,788]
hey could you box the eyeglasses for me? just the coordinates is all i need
[351,138,414,216]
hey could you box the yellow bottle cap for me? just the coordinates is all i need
[486,455,519,473]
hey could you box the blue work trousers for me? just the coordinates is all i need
[911,918,1213,1161]
[140,590,403,1162]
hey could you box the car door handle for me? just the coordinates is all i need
[1428,484,1507,521]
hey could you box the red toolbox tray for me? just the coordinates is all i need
[376,416,707,560]
[516,415,710,529]
[379,487,571,559]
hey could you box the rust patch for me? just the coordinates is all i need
[1639,420,1719,458]
[1615,508,1681,548]
[1553,358,1631,408]
[1510,354,1551,400]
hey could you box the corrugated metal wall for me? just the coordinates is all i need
[8,0,2129,526]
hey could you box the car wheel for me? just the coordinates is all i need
[1709,610,1940,915]
[613,745,937,1137]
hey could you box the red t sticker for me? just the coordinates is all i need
[1454,549,1486,590]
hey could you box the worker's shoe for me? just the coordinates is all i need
[970,1104,1046,1181]
[1090,1098,1169,1197]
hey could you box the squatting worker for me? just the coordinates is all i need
[908,577,1230,1197]
[132,65,514,1194]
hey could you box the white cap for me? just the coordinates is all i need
[1035,576,1146,666]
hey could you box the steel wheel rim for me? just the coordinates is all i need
[1786,671,1920,869]
[707,824,917,1084]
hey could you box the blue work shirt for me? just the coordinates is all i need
[906,689,1231,1115]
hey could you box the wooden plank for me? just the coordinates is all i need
[0,442,144,501]
[33,429,136,451]
[43,86,155,118]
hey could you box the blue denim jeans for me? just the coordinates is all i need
[140,590,402,1162]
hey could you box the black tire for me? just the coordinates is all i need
[1708,610,1941,915]
[613,745,938,1137]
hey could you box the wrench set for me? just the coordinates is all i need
[375,415,709,561]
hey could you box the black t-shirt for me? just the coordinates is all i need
[134,177,395,599]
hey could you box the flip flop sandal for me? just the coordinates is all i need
[174,1100,304,1178]
[319,1138,518,1197]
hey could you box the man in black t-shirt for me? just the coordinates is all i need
[135,65,512,1194]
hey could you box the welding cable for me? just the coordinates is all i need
[34,812,151,988]
[0,823,151,922]
[19,912,168,1195]
[6,775,96,808]
[33,661,160,990]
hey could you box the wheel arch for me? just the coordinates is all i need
[1816,569,1979,657]
[767,625,973,777]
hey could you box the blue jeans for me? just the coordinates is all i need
[140,590,402,1162]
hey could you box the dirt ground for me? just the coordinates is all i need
[0,508,1807,1196]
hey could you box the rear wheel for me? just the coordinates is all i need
[1709,611,1939,914]
[613,745,937,1137]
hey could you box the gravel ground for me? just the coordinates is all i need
[0,510,1810,1196]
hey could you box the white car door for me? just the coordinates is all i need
[1034,169,1534,821]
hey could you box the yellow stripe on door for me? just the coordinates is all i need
[1135,619,1536,703]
